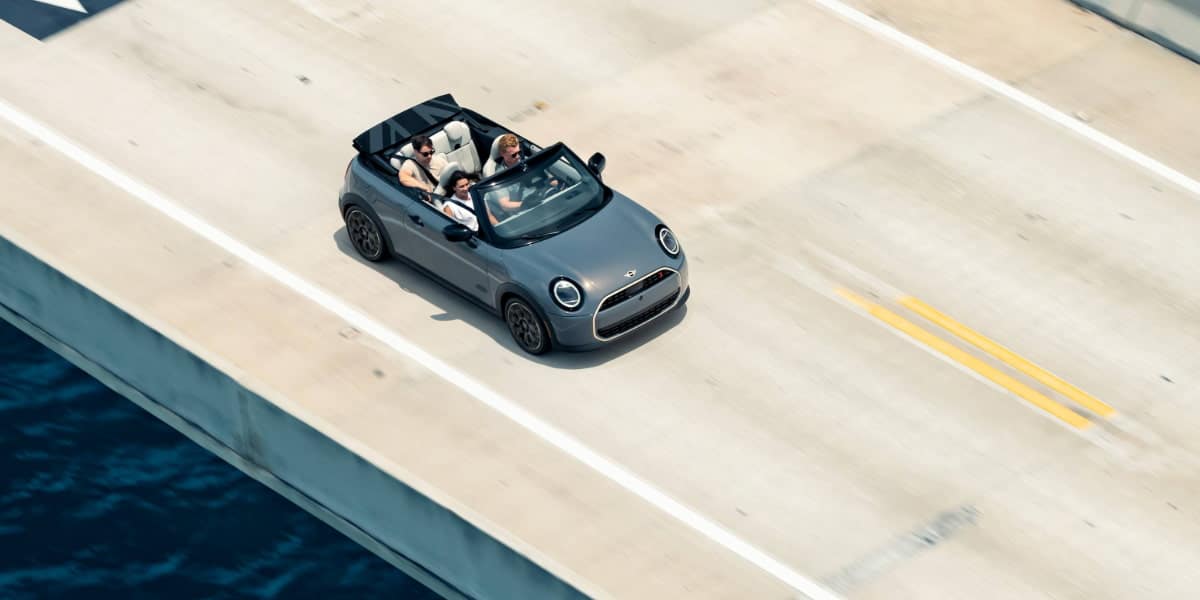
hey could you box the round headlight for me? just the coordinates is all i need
[550,278,583,311]
[657,226,680,257]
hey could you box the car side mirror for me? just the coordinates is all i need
[587,152,606,176]
[443,222,474,243]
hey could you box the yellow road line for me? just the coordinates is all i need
[899,297,1115,419]
[836,288,1091,430]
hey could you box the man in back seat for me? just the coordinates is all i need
[398,134,448,195]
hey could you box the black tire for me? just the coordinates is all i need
[504,297,551,355]
[344,206,389,262]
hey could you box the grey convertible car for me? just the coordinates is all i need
[339,94,689,354]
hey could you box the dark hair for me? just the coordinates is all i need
[445,170,470,193]
[410,134,433,153]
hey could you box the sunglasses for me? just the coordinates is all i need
[419,150,434,157]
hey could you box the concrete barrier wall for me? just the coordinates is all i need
[0,234,586,600]
[1072,0,1200,62]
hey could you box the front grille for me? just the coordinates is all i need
[597,289,680,339]
[599,269,672,312]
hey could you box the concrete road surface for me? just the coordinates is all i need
[2,0,1199,597]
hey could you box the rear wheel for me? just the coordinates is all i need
[504,297,551,355]
[345,206,388,262]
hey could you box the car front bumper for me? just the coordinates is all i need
[549,259,690,351]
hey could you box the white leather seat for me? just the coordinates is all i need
[442,121,481,175]
[389,143,413,170]
[391,124,469,176]
[389,131,448,166]
[429,129,452,155]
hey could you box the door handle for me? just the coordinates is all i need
[408,214,424,227]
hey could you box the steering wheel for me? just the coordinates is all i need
[518,174,556,206]
[527,185,554,206]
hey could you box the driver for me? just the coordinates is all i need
[487,153,567,221]
[492,134,522,175]
[491,134,525,213]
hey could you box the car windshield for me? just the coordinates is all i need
[472,145,606,244]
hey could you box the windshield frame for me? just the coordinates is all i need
[469,142,612,249]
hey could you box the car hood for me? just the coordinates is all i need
[502,193,672,297]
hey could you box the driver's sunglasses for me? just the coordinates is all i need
[419,150,434,157]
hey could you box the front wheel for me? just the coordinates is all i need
[344,206,389,262]
[504,297,551,355]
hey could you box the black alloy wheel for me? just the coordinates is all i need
[345,207,387,262]
[504,297,550,355]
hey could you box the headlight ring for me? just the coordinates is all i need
[656,225,681,257]
[550,277,583,311]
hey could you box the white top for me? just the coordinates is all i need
[443,196,479,231]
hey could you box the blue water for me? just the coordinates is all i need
[0,319,439,599]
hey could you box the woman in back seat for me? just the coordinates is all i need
[442,171,499,231]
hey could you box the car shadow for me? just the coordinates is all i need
[332,227,688,369]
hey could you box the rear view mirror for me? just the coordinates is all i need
[587,152,606,176]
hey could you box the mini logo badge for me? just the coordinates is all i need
[624,269,637,278]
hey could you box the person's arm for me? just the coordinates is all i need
[482,191,507,224]
[497,195,522,211]
[398,161,432,192]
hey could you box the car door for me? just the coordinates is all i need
[402,198,496,304]
[361,169,421,258]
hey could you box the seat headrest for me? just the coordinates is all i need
[390,142,415,169]
[443,121,471,150]
[430,130,451,154]
[489,134,510,160]
[435,161,464,196]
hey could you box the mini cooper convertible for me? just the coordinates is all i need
[339,94,689,354]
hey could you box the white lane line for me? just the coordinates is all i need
[808,0,1200,198]
[33,0,88,13]
[0,98,840,600]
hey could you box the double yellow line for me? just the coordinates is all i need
[836,289,1114,430]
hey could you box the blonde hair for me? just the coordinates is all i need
[497,133,519,150]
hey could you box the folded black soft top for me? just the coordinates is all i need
[351,93,461,155]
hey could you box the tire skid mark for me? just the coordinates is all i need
[822,505,981,594]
